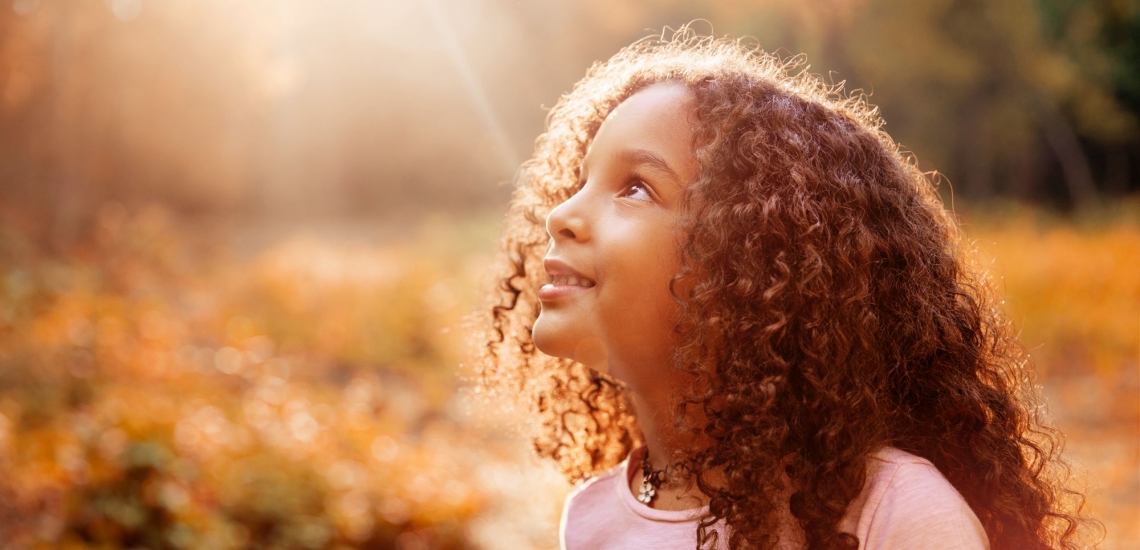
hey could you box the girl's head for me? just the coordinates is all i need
[481,32,1087,549]
[531,81,698,392]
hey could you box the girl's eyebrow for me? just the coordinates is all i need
[618,148,682,186]
[578,148,684,187]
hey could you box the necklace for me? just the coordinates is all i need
[637,449,667,504]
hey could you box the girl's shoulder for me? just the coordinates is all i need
[562,453,634,526]
[565,460,627,502]
[863,446,965,501]
[842,447,990,549]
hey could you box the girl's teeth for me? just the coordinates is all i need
[549,276,594,287]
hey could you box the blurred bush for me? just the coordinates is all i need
[968,201,1140,546]
[971,201,1140,378]
[0,202,1135,548]
[0,205,542,550]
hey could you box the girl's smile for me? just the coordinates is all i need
[538,258,597,300]
[531,82,699,388]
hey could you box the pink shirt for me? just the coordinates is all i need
[560,446,989,549]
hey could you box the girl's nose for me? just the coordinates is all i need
[546,192,591,242]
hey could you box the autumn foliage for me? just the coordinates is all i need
[0,202,1135,548]
[0,207,568,550]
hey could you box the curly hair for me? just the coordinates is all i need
[477,31,1092,549]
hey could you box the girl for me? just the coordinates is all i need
[478,32,1090,549]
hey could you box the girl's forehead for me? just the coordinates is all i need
[581,83,699,183]
[604,83,696,131]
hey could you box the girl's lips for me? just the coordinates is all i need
[537,283,594,302]
[541,258,595,302]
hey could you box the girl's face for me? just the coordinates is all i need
[531,83,699,389]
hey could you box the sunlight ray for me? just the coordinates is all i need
[420,0,521,177]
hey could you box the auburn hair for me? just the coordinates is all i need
[477,31,1091,549]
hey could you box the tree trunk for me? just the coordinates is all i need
[1038,103,1097,209]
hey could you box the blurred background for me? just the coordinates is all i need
[0,0,1136,548]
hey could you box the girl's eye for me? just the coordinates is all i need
[618,180,653,202]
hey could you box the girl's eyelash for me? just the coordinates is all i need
[618,174,653,201]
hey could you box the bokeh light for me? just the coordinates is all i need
[0,0,1137,548]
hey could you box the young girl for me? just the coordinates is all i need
[478,32,1090,549]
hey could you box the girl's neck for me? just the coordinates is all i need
[631,391,690,471]
[629,390,714,510]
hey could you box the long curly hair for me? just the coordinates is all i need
[476,31,1091,549]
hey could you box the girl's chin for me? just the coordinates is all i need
[531,324,608,368]
[530,323,574,359]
